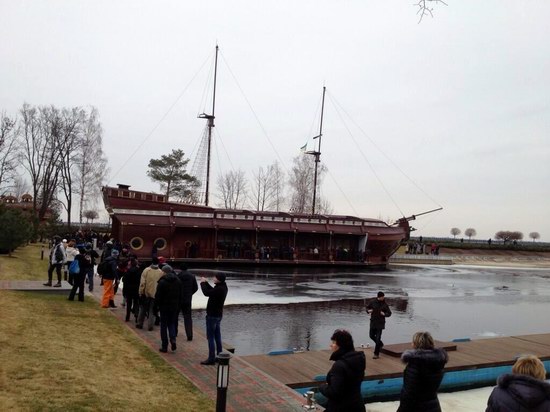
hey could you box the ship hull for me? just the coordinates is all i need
[103,186,410,269]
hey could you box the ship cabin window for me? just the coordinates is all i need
[156,195,165,202]
[145,194,153,201]
[154,237,167,250]
[130,237,144,250]
[121,190,130,197]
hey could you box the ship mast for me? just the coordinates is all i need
[198,45,219,206]
[306,86,326,215]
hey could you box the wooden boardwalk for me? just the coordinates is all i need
[240,334,550,389]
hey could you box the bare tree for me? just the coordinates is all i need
[450,227,461,239]
[251,162,285,212]
[529,232,540,242]
[495,231,523,243]
[0,112,19,195]
[415,0,447,23]
[58,107,86,229]
[288,154,329,214]
[217,169,248,209]
[19,104,66,227]
[83,210,99,223]
[74,107,108,223]
[464,228,476,240]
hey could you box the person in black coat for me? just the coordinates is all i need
[199,273,228,365]
[155,265,182,353]
[486,354,550,412]
[122,258,141,322]
[397,331,448,412]
[319,329,366,412]
[175,265,198,341]
[366,291,392,359]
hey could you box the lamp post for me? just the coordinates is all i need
[216,352,231,412]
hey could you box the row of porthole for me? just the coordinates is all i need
[130,237,167,251]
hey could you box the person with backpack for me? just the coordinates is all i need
[319,329,366,412]
[65,240,79,285]
[155,265,182,353]
[84,242,100,292]
[44,236,66,287]
[100,249,119,308]
[68,247,89,302]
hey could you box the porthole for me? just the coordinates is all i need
[130,237,144,250]
[154,237,167,250]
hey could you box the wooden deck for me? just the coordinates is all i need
[239,334,550,389]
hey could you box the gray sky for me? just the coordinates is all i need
[1,1,549,241]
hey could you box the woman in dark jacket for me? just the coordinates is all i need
[486,354,550,411]
[122,258,141,322]
[319,329,366,412]
[397,331,448,412]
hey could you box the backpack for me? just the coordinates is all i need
[54,244,64,262]
[97,260,110,277]
[69,259,80,274]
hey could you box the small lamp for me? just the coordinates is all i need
[216,352,232,412]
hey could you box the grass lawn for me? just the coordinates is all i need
[0,243,49,281]
[0,245,214,411]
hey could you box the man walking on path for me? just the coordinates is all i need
[100,249,119,308]
[136,257,163,331]
[366,291,392,359]
[199,273,228,365]
[44,236,66,287]
[155,265,182,353]
[176,265,198,341]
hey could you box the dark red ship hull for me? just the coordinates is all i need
[103,186,410,269]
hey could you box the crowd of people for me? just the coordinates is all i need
[43,236,228,365]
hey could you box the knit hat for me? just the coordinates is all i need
[161,265,173,273]
[215,273,226,283]
[158,256,166,264]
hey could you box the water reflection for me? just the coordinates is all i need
[189,265,550,355]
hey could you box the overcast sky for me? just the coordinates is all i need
[1,1,549,241]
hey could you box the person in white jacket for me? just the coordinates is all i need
[64,240,79,285]
[44,236,67,287]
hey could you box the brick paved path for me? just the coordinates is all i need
[89,281,309,411]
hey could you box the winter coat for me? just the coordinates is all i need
[366,298,392,330]
[397,348,448,412]
[201,281,228,318]
[319,348,366,412]
[486,374,550,412]
[101,255,119,280]
[176,270,198,306]
[138,265,163,298]
[50,243,66,265]
[65,246,79,263]
[74,253,92,273]
[155,272,182,312]
[122,266,141,298]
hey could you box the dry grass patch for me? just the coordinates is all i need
[0,291,213,411]
[0,243,48,281]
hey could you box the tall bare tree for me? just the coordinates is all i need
[74,107,108,224]
[251,162,285,212]
[288,154,329,214]
[58,107,86,229]
[0,112,18,195]
[19,104,65,226]
[217,169,248,209]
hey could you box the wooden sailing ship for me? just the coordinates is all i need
[103,46,436,268]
